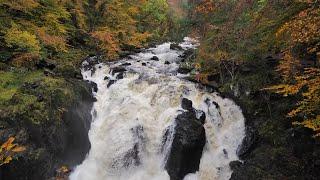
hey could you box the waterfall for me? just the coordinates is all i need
[70,38,245,180]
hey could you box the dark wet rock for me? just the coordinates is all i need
[90,82,98,93]
[148,42,157,48]
[142,63,147,66]
[61,82,95,166]
[165,99,206,180]
[287,127,315,158]
[23,82,40,89]
[121,125,146,168]
[44,69,55,76]
[196,110,206,124]
[160,127,172,153]
[37,94,44,102]
[164,61,170,65]
[237,127,258,158]
[0,81,95,180]
[170,43,183,51]
[179,49,194,60]
[75,73,83,79]
[207,74,220,82]
[223,149,228,158]
[110,67,127,75]
[36,60,56,70]
[265,55,278,67]
[121,62,131,66]
[177,67,192,74]
[151,56,159,61]
[107,80,116,88]
[181,98,193,110]
[212,101,220,109]
[82,56,100,71]
[104,76,109,80]
[119,51,131,58]
[229,161,243,171]
[116,72,124,80]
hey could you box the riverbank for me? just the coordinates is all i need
[0,50,96,179]
[183,53,320,179]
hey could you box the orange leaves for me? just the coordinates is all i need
[11,52,40,68]
[0,137,26,166]
[277,7,320,44]
[37,28,68,53]
[195,0,215,15]
[91,29,120,59]
[55,166,71,180]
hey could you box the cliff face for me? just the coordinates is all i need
[0,79,95,180]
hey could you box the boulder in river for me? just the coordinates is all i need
[151,56,159,61]
[110,67,127,75]
[107,80,117,88]
[236,126,258,158]
[165,98,206,180]
[121,125,146,168]
[177,67,192,74]
[170,43,183,51]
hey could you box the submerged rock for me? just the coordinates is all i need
[165,98,206,180]
[121,125,146,168]
[151,56,159,61]
[90,81,98,93]
[177,67,192,74]
[116,72,124,80]
[121,62,132,66]
[110,67,127,75]
[82,56,100,71]
[237,127,258,158]
[107,80,117,88]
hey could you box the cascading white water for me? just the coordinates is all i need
[70,38,245,180]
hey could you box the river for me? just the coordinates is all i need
[70,38,245,180]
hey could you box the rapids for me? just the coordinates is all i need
[70,38,245,180]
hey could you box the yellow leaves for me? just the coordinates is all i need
[293,115,320,137]
[0,137,26,166]
[268,67,320,136]
[42,13,69,36]
[4,26,41,55]
[214,50,230,61]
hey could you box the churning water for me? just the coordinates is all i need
[70,38,245,180]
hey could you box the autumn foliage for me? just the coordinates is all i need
[189,0,320,135]
[0,0,171,62]
[0,137,25,166]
